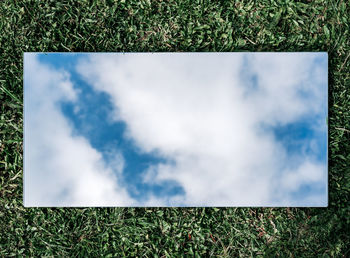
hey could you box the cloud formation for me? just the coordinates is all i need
[24,53,327,206]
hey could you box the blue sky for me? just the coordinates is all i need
[24,52,328,207]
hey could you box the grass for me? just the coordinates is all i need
[0,0,349,256]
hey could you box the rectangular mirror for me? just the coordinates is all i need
[24,52,328,207]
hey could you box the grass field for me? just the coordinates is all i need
[0,0,349,256]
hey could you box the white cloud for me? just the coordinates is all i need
[280,161,326,192]
[24,54,136,207]
[76,53,327,206]
[242,53,327,125]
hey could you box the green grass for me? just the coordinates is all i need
[0,0,349,256]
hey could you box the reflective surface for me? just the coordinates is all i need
[24,53,328,207]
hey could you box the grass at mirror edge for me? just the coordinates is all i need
[0,0,349,256]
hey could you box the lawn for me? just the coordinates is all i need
[0,0,349,256]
